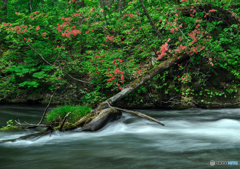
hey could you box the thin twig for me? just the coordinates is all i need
[25,40,105,86]
[15,120,50,127]
[179,28,190,42]
[25,41,53,66]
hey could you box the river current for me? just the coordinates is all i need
[0,105,239,169]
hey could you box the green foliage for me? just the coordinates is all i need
[81,86,107,105]
[45,105,92,123]
[0,0,240,106]
[6,119,13,127]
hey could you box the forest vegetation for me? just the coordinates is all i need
[1,0,240,111]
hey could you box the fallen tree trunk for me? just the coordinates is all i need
[72,54,189,129]
[0,129,51,144]
[81,54,189,127]
[95,54,189,111]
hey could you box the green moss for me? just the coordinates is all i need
[177,106,189,110]
[0,126,23,131]
[54,123,77,131]
[142,103,154,108]
[45,105,92,124]
[0,49,9,58]
[131,57,178,88]
[132,77,141,88]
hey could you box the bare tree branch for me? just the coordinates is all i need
[38,88,57,125]
[15,120,49,127]
[24,40,104,86]
[106,101,164,126]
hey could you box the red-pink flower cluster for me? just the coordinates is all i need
[90,8,96,12]
[209,9,216,13]
[42,32,47,37]
[57,22,68,32]
[61,17,71,21]
[175,44,187,54]
[35,26,40,31]
[137,46,142,51]
[209,58,214,66]
[178,74,191,82]
[72,13,81,17]
[105,35,114,41]
[113,68,123,75]
[157,42,168,60]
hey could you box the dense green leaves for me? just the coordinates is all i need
[0,0,240,105]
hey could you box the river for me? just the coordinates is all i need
[0,105,239,169]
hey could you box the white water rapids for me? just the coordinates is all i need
[0,105,239,169]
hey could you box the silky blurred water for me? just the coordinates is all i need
[0,105,239,169]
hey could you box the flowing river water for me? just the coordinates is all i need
[0,105,240,169]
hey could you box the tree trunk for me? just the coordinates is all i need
[100,0,115,8]
[0,0,7,48]
[29,0,32,13]
[139,0,164,41]
[74,0,85,10]
[118,0,125,12]
[0,0,7,24]
[113,0,125,13]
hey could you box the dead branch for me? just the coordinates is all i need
[59,112,71,131]
[38,88,57,125]
[15,120,49,127]
[15,120,71,128]
[106,101,164,126]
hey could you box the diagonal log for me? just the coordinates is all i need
[95,54,189,111]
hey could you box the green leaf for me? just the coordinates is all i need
[231,24,238,29]
[42,65,52,71]
[32,71,47,79]
[224,28,228,32]
[19,81,39,88]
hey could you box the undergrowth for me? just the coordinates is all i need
[45,105,92,123]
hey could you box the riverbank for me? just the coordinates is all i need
[1,85,240,110]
